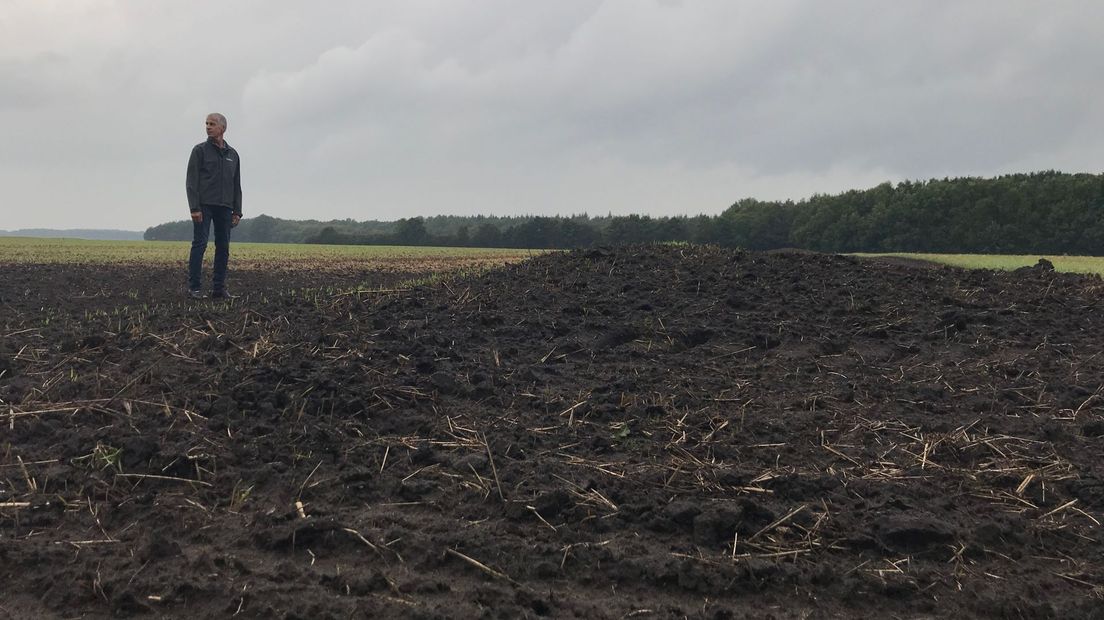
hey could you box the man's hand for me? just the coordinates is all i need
[231,214,241,228]
[190,211,203,223]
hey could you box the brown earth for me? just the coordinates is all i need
[2,245,1104,619]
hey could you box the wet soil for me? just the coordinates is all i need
[2,246,1104,619]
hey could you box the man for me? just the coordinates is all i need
[185,112,242,299]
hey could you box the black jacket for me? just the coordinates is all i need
[186,138,242,215]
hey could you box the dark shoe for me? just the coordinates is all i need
[210,290,239,300]
[187,289,206,300]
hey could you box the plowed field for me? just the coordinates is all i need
[2,245,1103,618]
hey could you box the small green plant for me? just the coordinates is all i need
[73,442,123,472]
[229,480,254,512]
[95,443,123,472]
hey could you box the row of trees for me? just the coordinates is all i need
[727,171,1104,254]
[144,213,716,248]
[302,213,712,248]
[145,171,1104,254]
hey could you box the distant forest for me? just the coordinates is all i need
[144,171,1104,254]
[2,229,144,241]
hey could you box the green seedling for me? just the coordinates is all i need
[73,442,123,472]
[229,480,254,513]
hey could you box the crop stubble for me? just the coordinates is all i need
[1,245,1103,618]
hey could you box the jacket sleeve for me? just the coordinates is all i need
[185,145,202,213]
[233,151,243,216]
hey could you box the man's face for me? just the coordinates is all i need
[205,116,225,140]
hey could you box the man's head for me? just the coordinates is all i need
[205,113,227,141]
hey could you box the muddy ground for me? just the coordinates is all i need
[2,245,1103,619]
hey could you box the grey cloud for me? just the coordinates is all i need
[2,0,1103,230]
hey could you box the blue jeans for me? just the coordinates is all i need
[188,205,232,292]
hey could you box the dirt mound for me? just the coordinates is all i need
[3,245,1104,618]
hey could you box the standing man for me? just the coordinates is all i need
[186,112,242,299]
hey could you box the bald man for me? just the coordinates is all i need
[185,112,242,299]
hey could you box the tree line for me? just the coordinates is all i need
[144,171,1104,254]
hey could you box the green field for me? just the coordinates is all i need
[0,237,537,265]
[4,238,1102,277]
[857,252,1104,275]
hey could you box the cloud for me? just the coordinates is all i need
[2,0,1103,229]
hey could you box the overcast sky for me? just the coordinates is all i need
[2,1,1102,231]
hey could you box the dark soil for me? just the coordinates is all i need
[2,246,1103,619]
